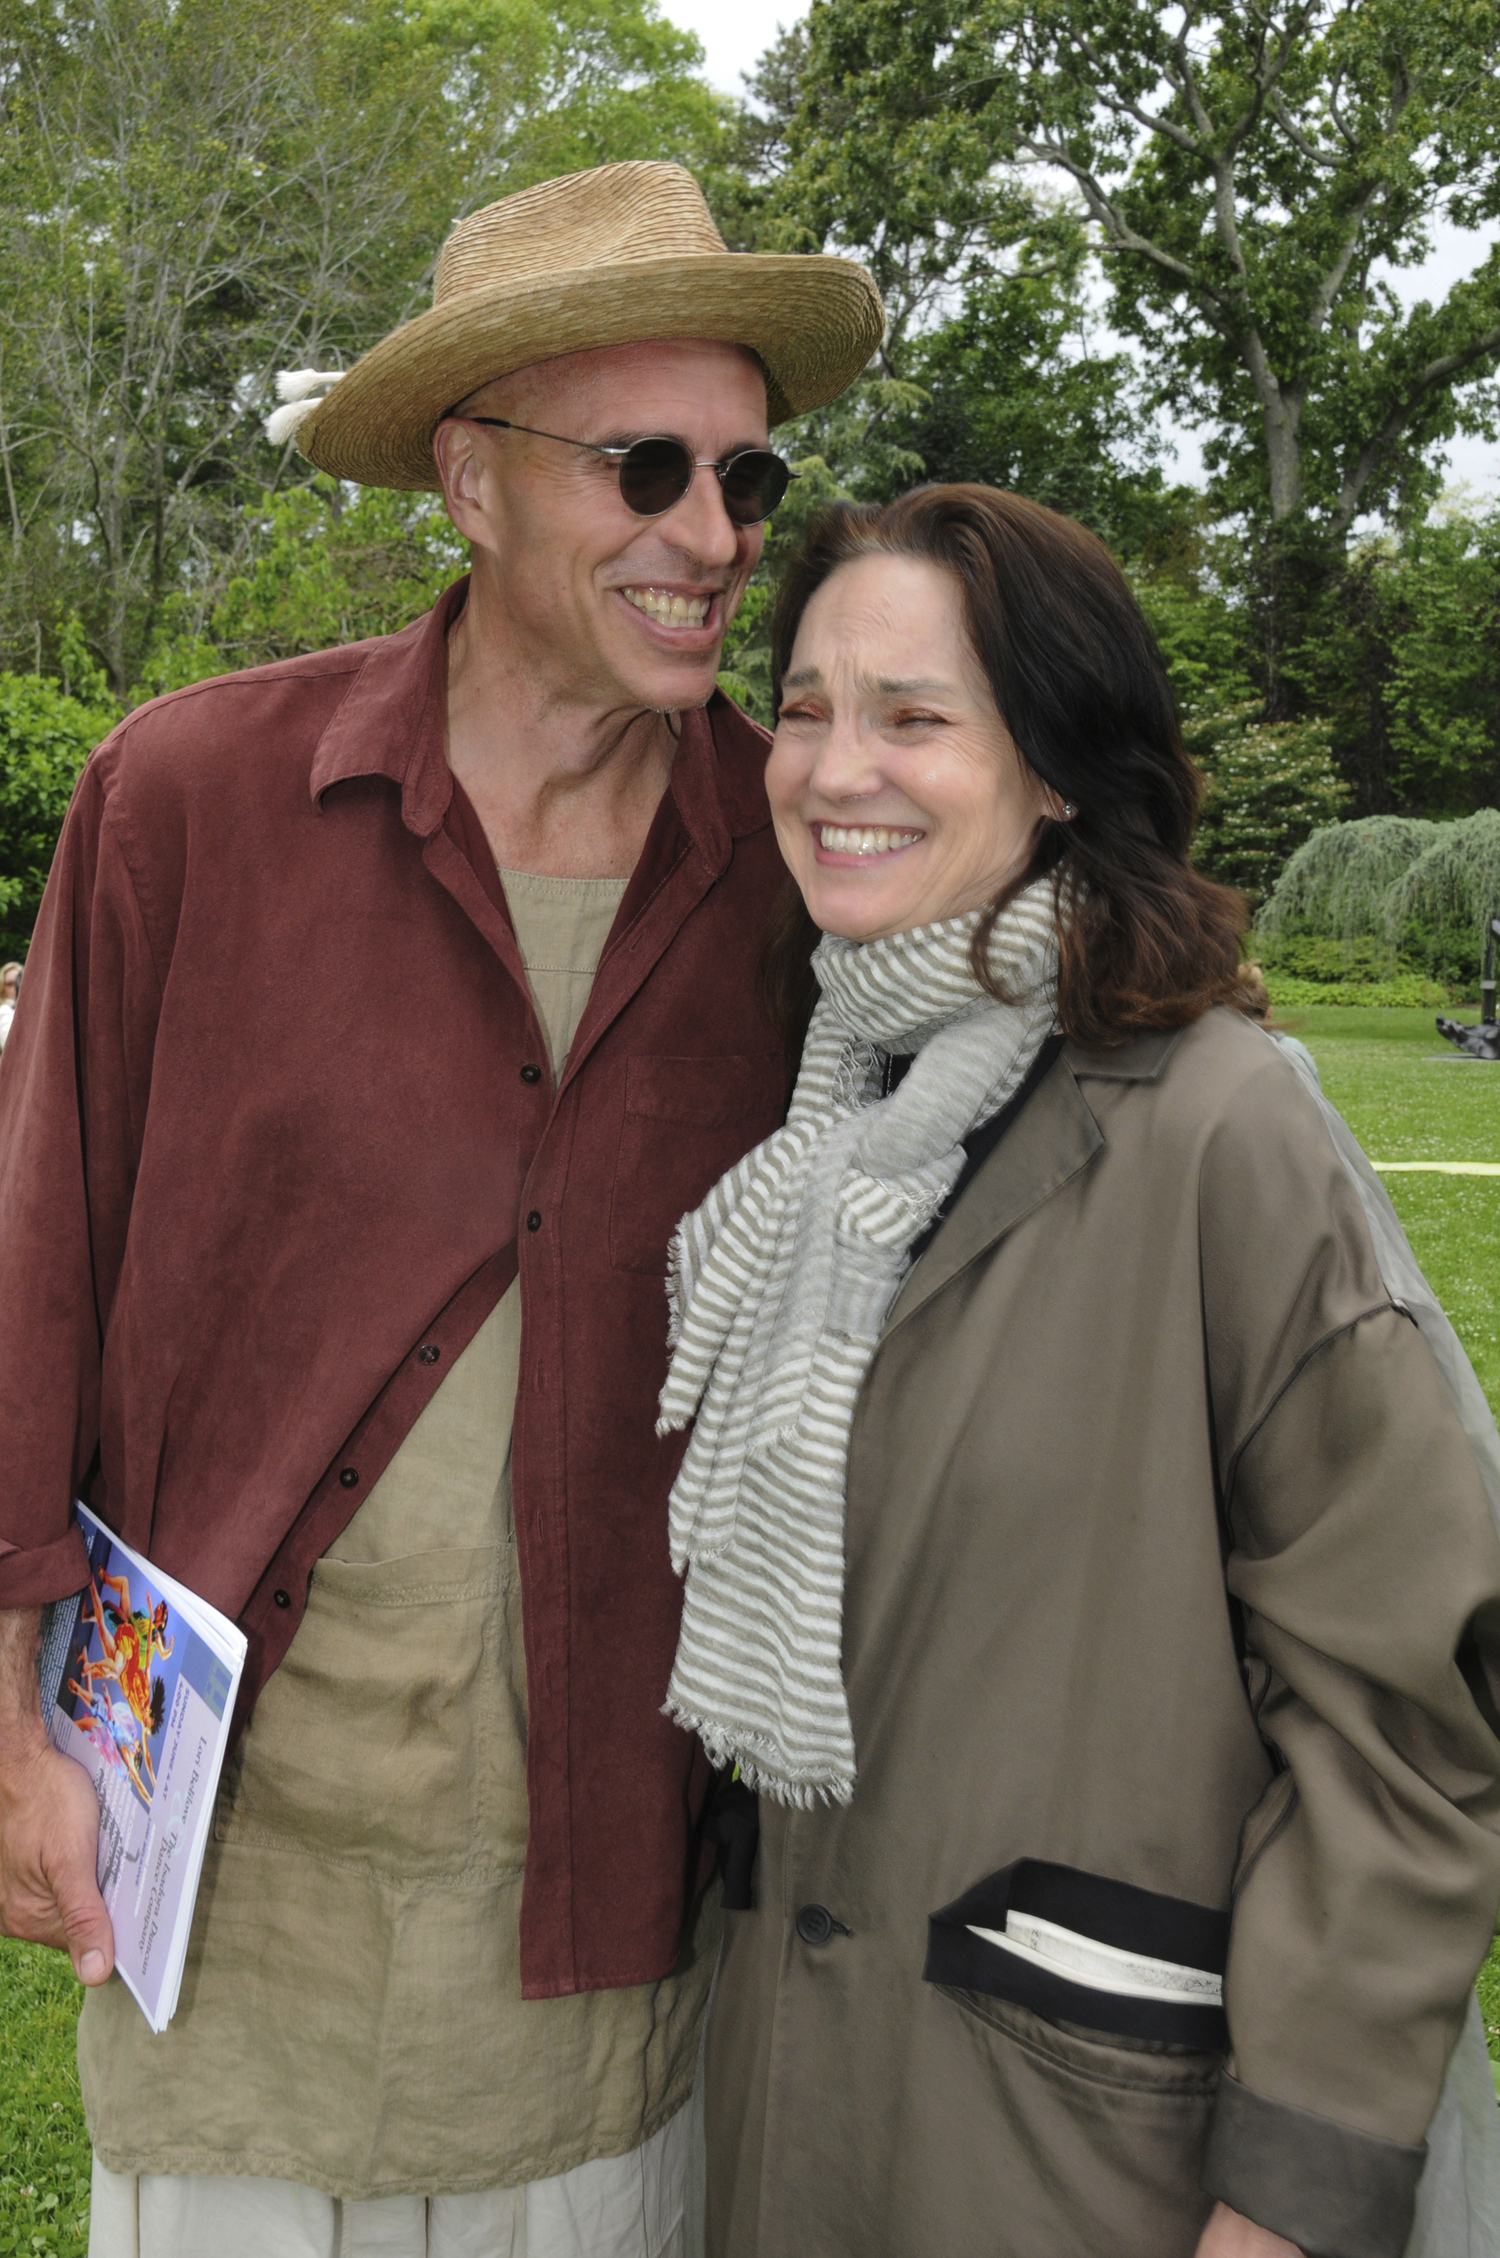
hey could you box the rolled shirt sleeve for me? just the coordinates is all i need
[0,748,161,1607]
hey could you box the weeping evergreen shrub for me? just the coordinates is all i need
[1256,815,1447,972]
[1388,809,1500,990]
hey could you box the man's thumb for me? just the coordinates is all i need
[59,1874,114,1984]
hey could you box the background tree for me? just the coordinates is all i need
[0,631,116,957]
[1299,501,1500,814]
[746,0,1500,715]
[0,0,726,696]
[707,10,1203,710]
[3,0,1499,952]
[1185,703,1348,906]
[1257,806,1500,991]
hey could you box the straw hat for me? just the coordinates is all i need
[273,162,884,492]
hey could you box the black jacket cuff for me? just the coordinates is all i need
[1203,2073,1426,2258]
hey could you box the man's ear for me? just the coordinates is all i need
[432,416,487,538]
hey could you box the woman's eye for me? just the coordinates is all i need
[891,710,944,728]
[776,703,821,724]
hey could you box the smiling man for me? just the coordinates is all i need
[0,163,880,2258]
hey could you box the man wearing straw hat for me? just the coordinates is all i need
[0,162,880,2256]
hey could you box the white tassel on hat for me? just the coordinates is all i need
[264,369,345,446]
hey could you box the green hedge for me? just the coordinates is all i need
[0,670,117,960]
[1265,973,1453,1009]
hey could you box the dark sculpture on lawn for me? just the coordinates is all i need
[1437,908,1500,1058]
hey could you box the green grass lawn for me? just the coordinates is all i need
[1277,1007,1500,1410]
[5,1002,1500,2242]
[0,1942,89,2256]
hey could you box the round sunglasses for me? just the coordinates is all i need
[460,416,797,526]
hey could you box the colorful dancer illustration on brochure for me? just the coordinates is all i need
[64,1565,175,1809]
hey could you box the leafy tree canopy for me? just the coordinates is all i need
[0,633,117,957]
[141,481,464,692]
[758,0,1500,548]
[0,0,728,695]
[1297,501,1500,814]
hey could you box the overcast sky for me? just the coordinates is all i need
[658,0,802,94]
[657,0,1497,504]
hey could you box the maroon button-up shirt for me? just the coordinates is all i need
[0,581,789,1996]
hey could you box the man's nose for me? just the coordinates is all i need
[656,463,742,568]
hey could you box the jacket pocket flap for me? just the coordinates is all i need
[925,1858,1230,2051]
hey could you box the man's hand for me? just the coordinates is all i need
[0,1606,112,1984]
[1195,2201,1303,2258]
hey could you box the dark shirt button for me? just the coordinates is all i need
[526,1210,542,1232]
[418,1344,440,1365]
[273,1589,291,1609]
[795,1903,836,1946]
[339,1467,359,1488]
[520,1064,542,1085]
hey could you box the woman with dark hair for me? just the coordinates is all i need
[659,487,1500,2258]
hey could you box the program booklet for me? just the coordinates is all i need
[36,1502,247,2032]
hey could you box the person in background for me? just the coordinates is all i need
[0,963,21,1050]
[0,161,880,2258]
[1233,959,1320,1084]
[659,484,1500,2258]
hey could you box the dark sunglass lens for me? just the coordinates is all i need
[719,451,791,525]
[618,438,694,516]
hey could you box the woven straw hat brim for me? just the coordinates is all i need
[297,252,884,490]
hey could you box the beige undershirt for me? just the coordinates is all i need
[78,868,720,2201]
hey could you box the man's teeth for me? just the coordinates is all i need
[818,825,923,856]
[621,586,711,625]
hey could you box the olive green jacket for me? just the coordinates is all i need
[704,1009,1500,2258]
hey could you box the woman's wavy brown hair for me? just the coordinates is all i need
[763,484,1246,1053]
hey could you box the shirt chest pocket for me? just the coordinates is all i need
[609,1052,785,1275]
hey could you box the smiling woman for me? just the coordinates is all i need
[658,483,1500,2258]
[763,486,1247,1044]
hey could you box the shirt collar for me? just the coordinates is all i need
[308,577,464,835]
[308,574,768,862]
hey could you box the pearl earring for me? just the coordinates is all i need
[1061,802,1077,819]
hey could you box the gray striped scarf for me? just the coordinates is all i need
[656,879,1059,1805]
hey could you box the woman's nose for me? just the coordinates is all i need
[807,714,886,803]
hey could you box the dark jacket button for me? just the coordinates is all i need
[795,1903,835,1946]
[273,1589,291,1609]
[339,1467,359,1487]
[418,1344,440,1365]
[526,1210,542,1232]
[520,1064,542,1085]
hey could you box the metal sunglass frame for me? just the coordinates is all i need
[457,415,798,524]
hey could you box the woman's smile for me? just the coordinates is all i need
[811,822,926,863]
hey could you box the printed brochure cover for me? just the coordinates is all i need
[36,1503,247,2032]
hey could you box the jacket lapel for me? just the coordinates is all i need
[884,1025,1189,1335]
[884,1052,1104,1335]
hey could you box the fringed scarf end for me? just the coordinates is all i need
[662,1701,855,1808]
